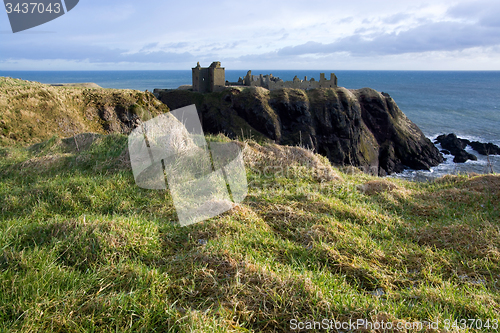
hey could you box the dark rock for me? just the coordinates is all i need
[435,133,467,152]
[440,149,451,155]
[435,133,477,163]
[435,134,446,143]
[156,87,443,175]
[452,150,477,163]
[469,141,500,155]
[435,133,500,162]
[461,138,471,146]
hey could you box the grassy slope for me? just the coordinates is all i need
[0,77,167,146]
[0,134,499,332]
[1,79,499,332]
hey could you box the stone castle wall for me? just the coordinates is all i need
[192,62,337,92]
[268,73,338,90]
[192,62,225,93]
[210,62,226,92]
[237,70,337,91]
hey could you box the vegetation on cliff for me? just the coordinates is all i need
[157,86,443,176]
[1,79,499,332]
[0,77,167,145]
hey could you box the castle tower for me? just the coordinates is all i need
[209,61,225,92]
[330,73,338,87]
[192,62,209,93]
[192,61,225,93]
[244,70,252,86]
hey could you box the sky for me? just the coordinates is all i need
[2,0,500,70]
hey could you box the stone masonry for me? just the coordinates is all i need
[192,62,337,92]
[192,61,226,93]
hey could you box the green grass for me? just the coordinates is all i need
[0,134,499,332]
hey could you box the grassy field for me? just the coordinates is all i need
[0,131,499,332]
[1,78,499,332]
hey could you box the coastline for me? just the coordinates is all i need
[1,75,498,179]
[50,82,102,88]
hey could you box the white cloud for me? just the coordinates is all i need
[2,0,500,69]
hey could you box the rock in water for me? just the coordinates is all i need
[156,87,443,175]
[433,133,497,163]
[435,133,467,154]
[452,150,478,163]
[469,141,500,155]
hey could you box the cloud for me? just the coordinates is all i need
[447,0,500,27]
[0,43,196,63]
[3,0,500,70]
[207,40,246,52]
[276,18,500,56]
[139,43,159,52]
[278,33,289,41]
[382,13,411,24]
[164,42,190,49]
[339,17,354,24]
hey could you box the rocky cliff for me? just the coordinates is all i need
[157,86,443,175]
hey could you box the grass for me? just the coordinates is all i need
[0,132,499,332]
[0,77,167,146]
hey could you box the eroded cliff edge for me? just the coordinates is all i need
[157,86,443,175]
[0,77,168,145]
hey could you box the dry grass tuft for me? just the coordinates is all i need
[413,224,500,260]
[340,165,365,175]
[28,133,102,155]
[167,252,328,332]
[114,147,132,170]
[461,174,500,194]
[228,203,262,222]
[19,154,68,172]
[242,140,341,182]
[357,179,398,195]
[257,203,320,244]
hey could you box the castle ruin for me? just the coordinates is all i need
[192,61,226,93]
[192,62,337,93]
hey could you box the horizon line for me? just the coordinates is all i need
[2,69,500,72]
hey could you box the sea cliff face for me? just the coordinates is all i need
[0,77,443,176]
[156,86,443,175]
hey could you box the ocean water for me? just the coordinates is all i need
[1,70,499,179]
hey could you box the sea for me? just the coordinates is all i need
[1,70,499,180]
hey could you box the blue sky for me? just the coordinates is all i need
[2,0,500,70]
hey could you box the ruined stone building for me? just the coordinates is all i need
[191,62,338,93]
[192,61,226,93]
[234,70,338,90]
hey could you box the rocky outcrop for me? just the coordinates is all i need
[435,133,477,163]
[469,141,500,155]
[435,133,500,163]
[156,87,443,175]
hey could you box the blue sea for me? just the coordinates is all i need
[1,70,499,179]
